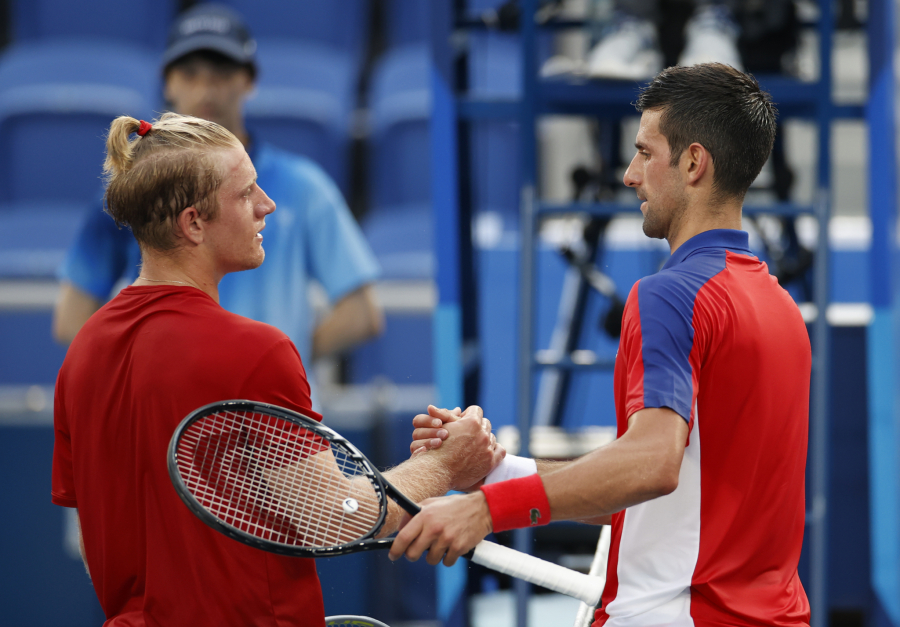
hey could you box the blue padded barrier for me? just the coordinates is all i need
[0,425,106,627]
[0,41,160,205]
[11,0,175,51]
[245,39,357,193]
[349,310,433,386]
[219,0,370,73]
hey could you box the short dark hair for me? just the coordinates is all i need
[636,63,777,202]
[164,49,256,82]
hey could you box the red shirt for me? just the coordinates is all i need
[52,285,325,627]
[596,231,810,627]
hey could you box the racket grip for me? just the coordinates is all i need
[470,540,604,607]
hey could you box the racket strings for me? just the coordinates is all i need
[264,438,381,545]
[179,410,380,546]
[175,410,383,549]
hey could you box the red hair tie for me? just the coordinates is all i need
[137,120,152,136]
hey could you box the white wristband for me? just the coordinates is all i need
[484,454,538,485]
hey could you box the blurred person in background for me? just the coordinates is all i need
[53,3,383,394]
[584,0,798,80]
[587,0,744,79]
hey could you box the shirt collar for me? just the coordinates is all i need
[663,229,752,270]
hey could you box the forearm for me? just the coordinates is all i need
[542,413,685,521]
[536,459,569,474]
[53,282,102,345]
[312,285,384,359]
[494,458,610,525]
[380,452,454,535]
[75,510,90,579]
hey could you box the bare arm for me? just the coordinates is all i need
[74,510,90,579]
[389,408,688,565]
[541,408,686,519]
[516,460,612,525]
[263,413,503,543]
[312,284,384,360]
[53,282,102,345]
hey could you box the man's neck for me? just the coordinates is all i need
[667,203,743,255]
[134,253,220,303]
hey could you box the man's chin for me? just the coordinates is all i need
[641,218,666,240]
[232,254,265,274]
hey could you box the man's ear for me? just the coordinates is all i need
[175,206,205,246]
[683,142,711,186]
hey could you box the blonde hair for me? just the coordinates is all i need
[103,112,243,251]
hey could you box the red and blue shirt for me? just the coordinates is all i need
[596,229,811,627]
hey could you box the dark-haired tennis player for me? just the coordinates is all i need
[51,113,503,627]
[397,63,812,627]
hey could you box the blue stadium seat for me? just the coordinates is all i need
[0,202,92,279]
[11,0,176,51]
[218,0,370,72]
[363,45,432,280]
[245,39,357,194]
[367,44,431,210]
[384,0,429,48]
[0,41,161,205]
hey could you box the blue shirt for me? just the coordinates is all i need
[59,142,381,366]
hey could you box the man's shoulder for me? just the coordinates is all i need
[100,288,294,349]
[643,248,731,299]
[216,305,295,347]
[639,266,702,301]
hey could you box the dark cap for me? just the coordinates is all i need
[162,3,257,72]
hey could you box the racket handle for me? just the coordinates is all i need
[470,540,604,607]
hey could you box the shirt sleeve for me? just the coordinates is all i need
[302,164,381,302]
[51,374,78,508]
[57,204,139,301]
[237,338,321,421]
[620,273,699,427]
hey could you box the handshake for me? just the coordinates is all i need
[406,404,536,491]
[406,404,504,492]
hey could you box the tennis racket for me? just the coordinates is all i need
[167,400,604,606]
[325,616,391,627]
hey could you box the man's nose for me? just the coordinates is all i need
[623,158,640,188]
[259,190,276,215]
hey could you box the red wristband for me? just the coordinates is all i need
[480,473,551,533]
